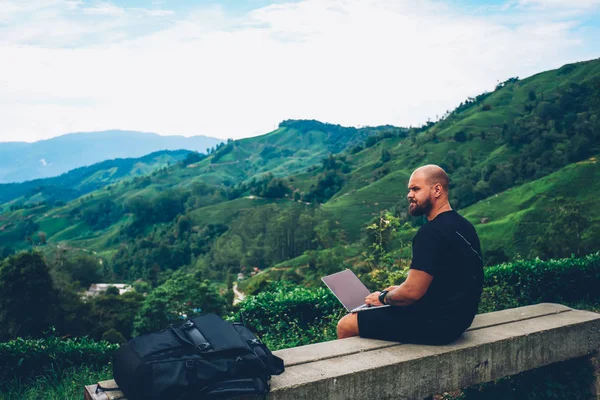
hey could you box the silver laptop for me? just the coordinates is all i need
[322,269,390,313]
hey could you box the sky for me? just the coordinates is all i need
[0,0,599,142]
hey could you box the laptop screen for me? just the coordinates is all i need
[321,269,371,311]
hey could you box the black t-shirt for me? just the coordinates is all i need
[409,210,484,333]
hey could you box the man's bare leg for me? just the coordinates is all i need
[337,313,359,339]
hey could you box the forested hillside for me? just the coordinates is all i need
[0,58,598,332]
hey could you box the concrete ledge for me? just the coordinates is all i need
[269,304,600,399]
[275,303,574,368]
[83,303,600,400]
[590,350,600,399]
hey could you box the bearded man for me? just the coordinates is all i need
[336,164,484,344]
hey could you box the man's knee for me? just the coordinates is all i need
[337,313,359,339]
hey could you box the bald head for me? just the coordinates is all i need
[407,164,452,219]
[411,165,449,193]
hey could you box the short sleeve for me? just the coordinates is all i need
[410,227,447,277]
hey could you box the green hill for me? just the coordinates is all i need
[0,150,196,208]
[464,156,599,263]
[0,58,599,285]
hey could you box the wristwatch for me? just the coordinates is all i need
[378,290,389,305]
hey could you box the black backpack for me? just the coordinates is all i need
[112,314,284,400]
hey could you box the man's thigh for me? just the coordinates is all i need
[357,306,427,343]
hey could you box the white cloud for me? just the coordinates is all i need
[515,0,600,9]
[138,9,175,17]
[0,0,174,46]
[0,0,598,142]
[82,3,125,16]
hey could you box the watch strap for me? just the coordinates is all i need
[378,290,389,305]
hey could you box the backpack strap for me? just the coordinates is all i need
[181,320,212,352]
[96,382,122,394]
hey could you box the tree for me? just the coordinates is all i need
[454,131,467,142]
[362,212,401,271]
[133,272,227,335]
[0,252,59,340]
[380,149,391,163]
[532,199,590,259]
[182,152,203,166]
[89,290,144,340]
[58,255,102,289]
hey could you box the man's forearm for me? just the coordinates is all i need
[384,284,418,306]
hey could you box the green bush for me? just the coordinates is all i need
[231,281,345,350]
[101,328,126,344]
[233,254,600,350]
[0,335,118,384]
[479,252,600,313]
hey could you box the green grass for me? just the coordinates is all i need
[48,221,92,242]
[189,197,274,227]
[37,218,73,238]
[62,215,135,252]
[0,365,112,400]
[462,157,600,258]
[323,169,411,240]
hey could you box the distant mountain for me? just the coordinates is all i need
[0,130,223,183]
[0,149,199,206]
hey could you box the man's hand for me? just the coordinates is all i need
[365,291,384,306]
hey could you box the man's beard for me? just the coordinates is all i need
[408,197,432,217]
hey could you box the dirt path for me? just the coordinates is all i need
[232,282,246,306]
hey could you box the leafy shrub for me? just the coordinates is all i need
[79,199,124,230]
[231,282,345,350]
[235,254,600,351]
[234,254,600,352]
[101,329,126,344]
[181,151,204,166]
[350,144,363,154]
[479,252,600,313]
[454,130,467,142]
[0,335,117,384]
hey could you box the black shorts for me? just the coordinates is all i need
[357,306,461,345]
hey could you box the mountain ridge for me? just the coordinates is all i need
[0,149,200,207]
[0,130,223,183]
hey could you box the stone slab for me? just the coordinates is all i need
[268,309,600,400]
[467,302,572,331]
[275,303,573,367]
[590,350,600,400]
